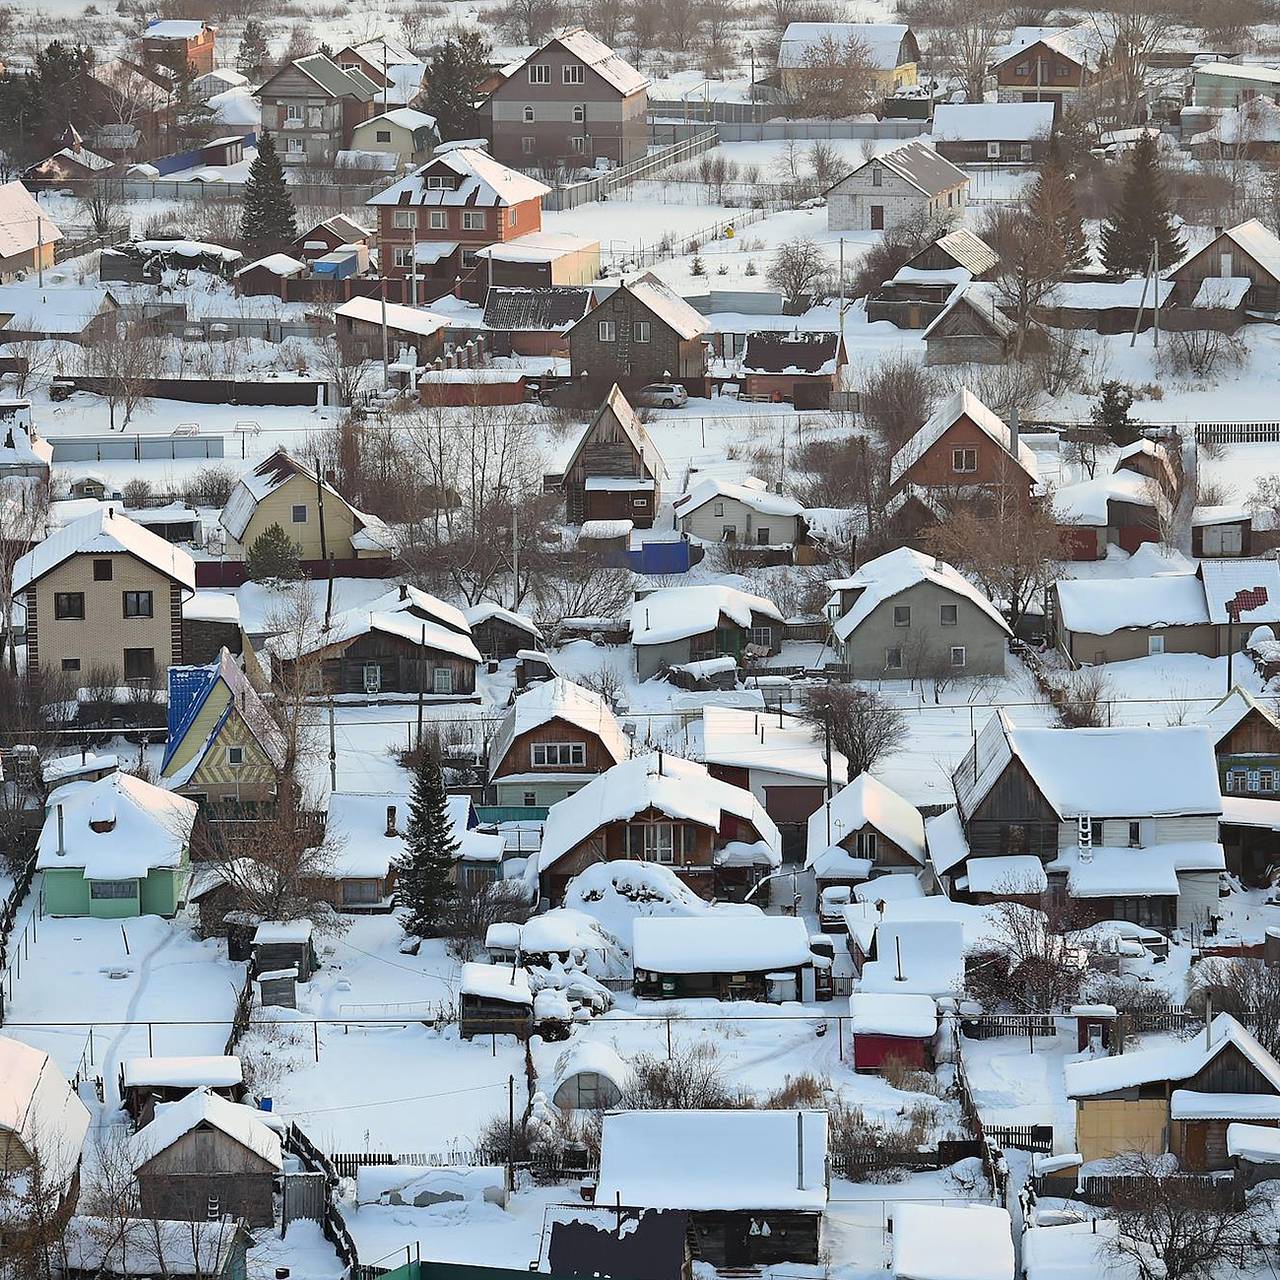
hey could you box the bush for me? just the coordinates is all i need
[827,1101,934,1183]
[246,522,302,582]
[762,1073,829,1109]
[182,465,239,508]
[621,1043,745,1109]
[122,478,153,508]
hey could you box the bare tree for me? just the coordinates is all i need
[807,138,843,190]
[982,199,1067,358]
[1187,957,1280,1057]
[931,0,1008,104]
[767,237,831,312]
[497,0,564,43]
[0,480,49,670]
[967,892,1088,1013]
[1164,325,1247,380]
[857,354,938,451]
[787,33,877,118]
[1105,1151,1262,1280]
[530,541,636,636]
[1088,2,1176,122]
[78,319,161,431]
[659,0,706,52]
[795,684,908,777]
[76,176,127,242]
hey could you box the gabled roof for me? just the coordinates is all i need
[989,21,1102,71]
[832,139,966,199]
[463,599,542,637]
[160,649,288,781]
[356,107,438,133]
[778,21,914,70]
[365,583,471,635]
[0,182,64,259]
[526,28,650,96]
[1053,572,1208,634]
[612,273,709,340]
[633,914,812,973]
[273,53,376,102]
[630,583,783,646]
[1200,558,1280,624]
[270,605,482,665]
[334,296,450,337]
[562,384,667,483]
[738,330,842,375]
[367,147,550,208]
[1065,1012,1280,1098]
[1174,219,1280,285]
[0,1036,90,1192]
[909,228,998,277]
[932,101,1055,142]
[890,386,1038,487]
[827,546,1010,642]
[953,711,1223,822]
[301,213,372,244]
[921,281,1018,342]
[806,772,924,867]
[488,676,630,777]
[1198,686,1280,746]
[219,448,356,542]
[674,475,803,521]
[0,422,53,469]
[482,285,592,332]
[129,1087,282,1171]
[702,704,848,787]
[14,507,195,593]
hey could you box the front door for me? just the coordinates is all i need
[724,1221,752,1267]
[1148,634,1165,656]
[870,205,884,230]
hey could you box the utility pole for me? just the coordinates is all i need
[511,499,520,610]
[417,622,426,748]
[1152,236,1161,350]
[1129,246,1155,348]
[379,274,390,389]
[314,459,329,564]
[328,697,337,791]
[36,216,44,286]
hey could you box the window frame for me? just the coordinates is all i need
[90,879,137,900]
[93,559,114,581]
[122,590,153,619]
[531,742,587,767]
[123,647,155,681]
[892,604,911,628]
[392,209,418,229]
[528,63,551,84]
[563,63,585,84]
[291,503,308,523]
[461,210,486,231]
[429,210,447,229]
[598,319,616,342]
[939,602,958,626]
[54,592,85,620]
[634,320,651,343]
[949,645,967,668]
[885,646,903,671]
[952,446,978,473]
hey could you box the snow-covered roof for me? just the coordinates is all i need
[37,771,197,877]
[271,606,482,665]
[0,182,64,258]
[925,806,969,875]
[14,505,195,593]
[121,1056,243,1090]
[253,920,313,944]
[543,28,649,94]
[1221,795,1280,829]
[368,147,550,208]
[334,296,450,336]
[129,1088,282,1171]
[890,387,1038,487]
[60,1216,244,1277]
[620,274,709,340]
[324,792,408,879]
[464,600,542,637]
[1068,1013,1280,1098]
[1051,467,1161,525]
[1047,279,1174,309]
[357,107,438,133]
[1049,841,1225,898]
[956,712,1222,821]
[675,475,803,521]
[0,422,52,469]
[1228,1122,1280,1161]
[1170,1089,1280,1120]
[235,253,306,278]
[838,139,966,200]
[597,1110,828,1211]
[703,705,848,787]
[990,20,1101,69]
[1053,572,1207,633]
[630,583,783,645]
[549,1039,633,1099]
[476,233,596,268]
[890,265,972,286]
[848,991,937,1038]
[806,773,923,867]
[857,918,965,996]
[489,677,629,777]
[0,1036,90,1192]
[892,1203,1014,1280]
[537,753,781,874]
[145,18,208,37]
[633,914,811,974]
[447,794,507,864]
[461,961,532,1004]
[779,21,912,70]
[0,283,111,333]
[932,102,1054,142]
[1197,685,1280,745]
[1201,558,1280,624]
[364,582,471,634]
[964,854,1047,894]
[827,545,1009,643]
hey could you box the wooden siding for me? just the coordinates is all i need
[317,629,477,696]
[493,716,617,779]
[895,417,1031,493]
[234,471,365,561]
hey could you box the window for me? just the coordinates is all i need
[1250,769,1262,793]
[291,504,307,523]
[90,880,136,899]
[645,822,675,863]
[856,830,877,858]
[524,106,536,122]
[631,497,647,508]
[950,645,967,668]
[756,527,770,545]
[1020,143,1032,162]
[570,136,586,153]
[433,667,453,694]
[392,209,418,229]
[1128,820,1142,847]
[952,447,978,473]
[509,207,519,229]
[885,646,903,670]
[1016,61,1029,74]
[563,64,585,84]
[393,246,414,267]
[713,501,724,517]
[93,559,113,581]
[425,175,455,189]
[62,658,81,672]
[528,63,551,83]
[635,320,651,343]
[286,138,304,154]
[462,210,485,231]
[940,603,958,626]
[124,648,154,680]
[573,104,585,122]
[871,166,882,186]
[342,880,380,904]
[522,136,535,154]
[893,605,911,627]
[286,103,303,120]
[523,791,537,807]
[749,625,773,647]
[123,591,153,618]
[987,141,1001,159]
[54,592,85,620]
[228,746,245,766]
[429,210,446,229]
[532,742,587,767]
[1263,770,1275,792]
[721,525,737,542]
[573,1070,602,1107]
[598,320,616,342]
[1230,768,1248,792]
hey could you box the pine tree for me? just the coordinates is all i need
[424,31,492,141]
[237,20,269,76]
[1091,380,1137,446]
[1099,133,1186,276]
[245,522,302,581]
[396,750,459,938]
[1029,146,1089,272]
[239,132,297,256]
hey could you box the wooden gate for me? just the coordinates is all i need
[282,1171,327,1226]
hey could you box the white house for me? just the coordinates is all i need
[826,141,968,234]
[674,475,807,548]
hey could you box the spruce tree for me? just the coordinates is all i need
[1091,380,1137,446]
[1029,147,1089,273]
[239,132,297,257]
[396,750,459,938]
[237,20,269,76]
[424,31,492,141]
[1099,133,1186,276]
[245,522,302,581]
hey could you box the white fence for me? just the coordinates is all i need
[542,128,721,211]
[1196,421,1280,445]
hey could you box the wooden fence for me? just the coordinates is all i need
[961,1013,1058,1041]
[1033,1171,1244,1209]
[985,1124,1053,1154]
[286,1123,361,1269]
[0,860,40,1025]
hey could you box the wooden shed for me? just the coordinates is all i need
[251,919,318,981]
[847,992,938,1071]
[120,1055,246,1128]
[459,962,533,1040]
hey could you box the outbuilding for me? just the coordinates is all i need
[847,992,938,1071]
[459,962,534,1040]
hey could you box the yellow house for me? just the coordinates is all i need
[219,449,393,564]
[0,181,62,283]
[350,108,440,167]
[777,22,919,98]
[1066,1013,1280,1170]
[161,648,288,812]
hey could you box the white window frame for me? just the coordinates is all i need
[521,136,535,154]
[286,137,304,153]
[428,210,446,229]
[563,64,585,84]
[528,63,551,84]
[598,319,616,342]
[531,742,587,767]
[392,209,418,229]
[291,504,307,523]
[644,822,675,864]
[987,140,1001,159]
[1020,143,1032,162]
[393,246,414,267]
[749,625,772,647]
[950,645,967,668]
[523,106,535,122]
[227,746,244,766]
[952,447,977,473]
[885,647,903,671]
[570,135,586,153]
[286,103,303,121]
[461,210,485,231]
[634,320,651,343]
[573,104,585,122]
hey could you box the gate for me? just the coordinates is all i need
[282,1171,328,1226]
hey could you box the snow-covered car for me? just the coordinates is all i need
[818,885,852,932]
[635,382,688,409]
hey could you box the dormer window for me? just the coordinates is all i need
[425,175,456,190]
[871,167,882,186]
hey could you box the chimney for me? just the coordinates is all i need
[385,804,397,836]
[56,804,65,856]
[656,748,663,776]
[796,1112,805,1190]
[1206,995,1213,1050]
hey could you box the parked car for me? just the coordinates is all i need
[635,382,688,409]
[818,885,852,932]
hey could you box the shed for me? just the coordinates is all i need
[119,1055,245,1127]
[544,1206,692,1280]
[459,962,534,1040]
[847,991,939,1071]
[59,1216,249,1280]
[251,919,318,981]
[891,1203,1014,1280]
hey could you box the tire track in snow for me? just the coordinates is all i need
[100,925,180,1111]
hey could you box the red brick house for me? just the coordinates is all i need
[365,147,550,294]
[142,19,216,76]
[888,387,1039,500]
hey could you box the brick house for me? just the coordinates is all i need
[486,28,650,168]
[826,140,967,234]
[567,273,710,394]
[989,23,1101,117]
[561,384,667,526]
[142,18,217,76]
[365,147,550,291]
[256,54,380,167]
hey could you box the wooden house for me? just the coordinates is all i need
[252,919,318,981]
[632,915,815,1001]
[129,1087,282,1227]
[293,213,373,260]
[779,22,918,97]
[334,296,449,367]
[847,992,938,1071]
[673,476,806,550]
[989,23,1101,117]
[866,228,998,328]
[0,181,63,282]
[806,773,925,886]
[562,385,667,527]
[459,962,533,1039]
[480,285,593,357]
[1065,1013,1280,1168]
[474,233,600,291]
[161,649,288,813]
[535,752,781,903]
[1199,686,1280,798]
[488,676,629,809]
[923,283,1042,365]
[630,583,784,681]
[317,792,403,909]
[949,712,1225,931]
[119,1055,246,1128]
[567,274,710,394]
[826,141,967,234]
[595,1110,828,1267]
[1167,219,1280,317]
[463,600,543,659]
[335,35,427,108]
[733,332,845,406]
[931,102,1055,164]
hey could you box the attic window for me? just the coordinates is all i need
[228,746,245,766]
[563,64,584,84]
[871,167,882,186]
[94,559,114,581]
[529,63,551,84]
[425,175,455,190]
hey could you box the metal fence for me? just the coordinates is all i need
[50,434,227,462]
[163,316,329,343]
[713,118,930,142]
[542,128,721,211]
